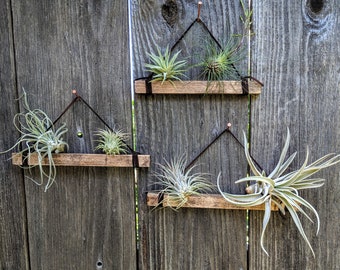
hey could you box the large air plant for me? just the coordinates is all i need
[217,129,340,256]
[1,90,68,191]
[154,155,215,210]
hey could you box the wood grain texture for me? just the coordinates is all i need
[9,0,136,269]
[147,192,280,211]
[250,1,340,269]
[12,153,151,167]
[132,0,250,269]
[0,1,29,269]
[135,80,263,94]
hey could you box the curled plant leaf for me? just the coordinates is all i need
[144,46,187,85]
[153,154,215,210]
[94,128,128,155]
[0,89,68,191]
[217,128,340,256]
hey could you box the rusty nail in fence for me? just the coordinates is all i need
[197,1,202,21]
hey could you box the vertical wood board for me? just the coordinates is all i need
[0,1,29,269]
[250,1,340,269]
[132,1,251,269]
[9,0,136,269]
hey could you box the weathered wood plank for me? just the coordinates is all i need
[0,1,29,269]
[135,80,263,94]
[12,152,150,167]
[10,0,136,269]
[133,1,250,269]
[147,192,280,211]
[250,1,340,269]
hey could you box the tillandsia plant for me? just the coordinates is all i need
[217,128,340,257]
[94,128,128,155]
[144,46,187,85]
[199,39,244,83]
[0,89,68,191]
[197,0,253,91]
[239,0,253,37]
[153,154,215,210]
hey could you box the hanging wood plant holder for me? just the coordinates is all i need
[146,192,280,211]
[134,79,263,95]
[11,90,150,168]
[146,123,270,211]
[12,152,150,168]
[135,2,263,95]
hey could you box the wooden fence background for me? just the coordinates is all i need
[1,0,339,269]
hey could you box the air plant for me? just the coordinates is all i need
[239,0,253,36]
[217,128,340,257]
[94,128,128,155]
[144,46,187,85]
[199,39,244,83]
[153,155,215,210]
[0,90,68,191]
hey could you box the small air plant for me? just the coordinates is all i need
[0,90,68,191]
[217,128,340,257]
[94,128,128,155]
[144,46,187,85]
[153,155,215,210]
[199,39,243,83]
[239,0,253,37]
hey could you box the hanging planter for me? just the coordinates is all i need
[135,1,263,95]
[134,79,262,95]
[146,124,274,211]
[146,192,280,211]
[146,124,340,257]
[12,152,150,168]
[1,90,150,191]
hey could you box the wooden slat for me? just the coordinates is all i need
[147,192,279,211]
[11,153,24,166]
[12,153,150,167]
[135,80,262,94]
[250,1,340,268]
[133,1,250,269]
[10,0,136,269]
[0,1,29,268]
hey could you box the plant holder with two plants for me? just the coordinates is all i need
[146,125,340,256]
[147,123,279,211]
[4,90,150,191]
[134,0,262,95]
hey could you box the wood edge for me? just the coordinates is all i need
[12,153,150,167]
[11,152,23,165]
[146,192,279,211]
[134,80,262,95]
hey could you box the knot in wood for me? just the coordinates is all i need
[161,0,178,27]
[309,0,323,14]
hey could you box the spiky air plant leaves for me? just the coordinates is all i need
[0,89,68,191]
[199,39,244,83]
[153,155,215,210]
[94,128,128,155]
[239,0,253,36]
[217,128,340,257]
[144,46,187,85]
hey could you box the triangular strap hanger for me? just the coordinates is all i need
[184,122,263,173]
[50,90,140,167]
[169,1,223,53]
[157,122,264,207]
